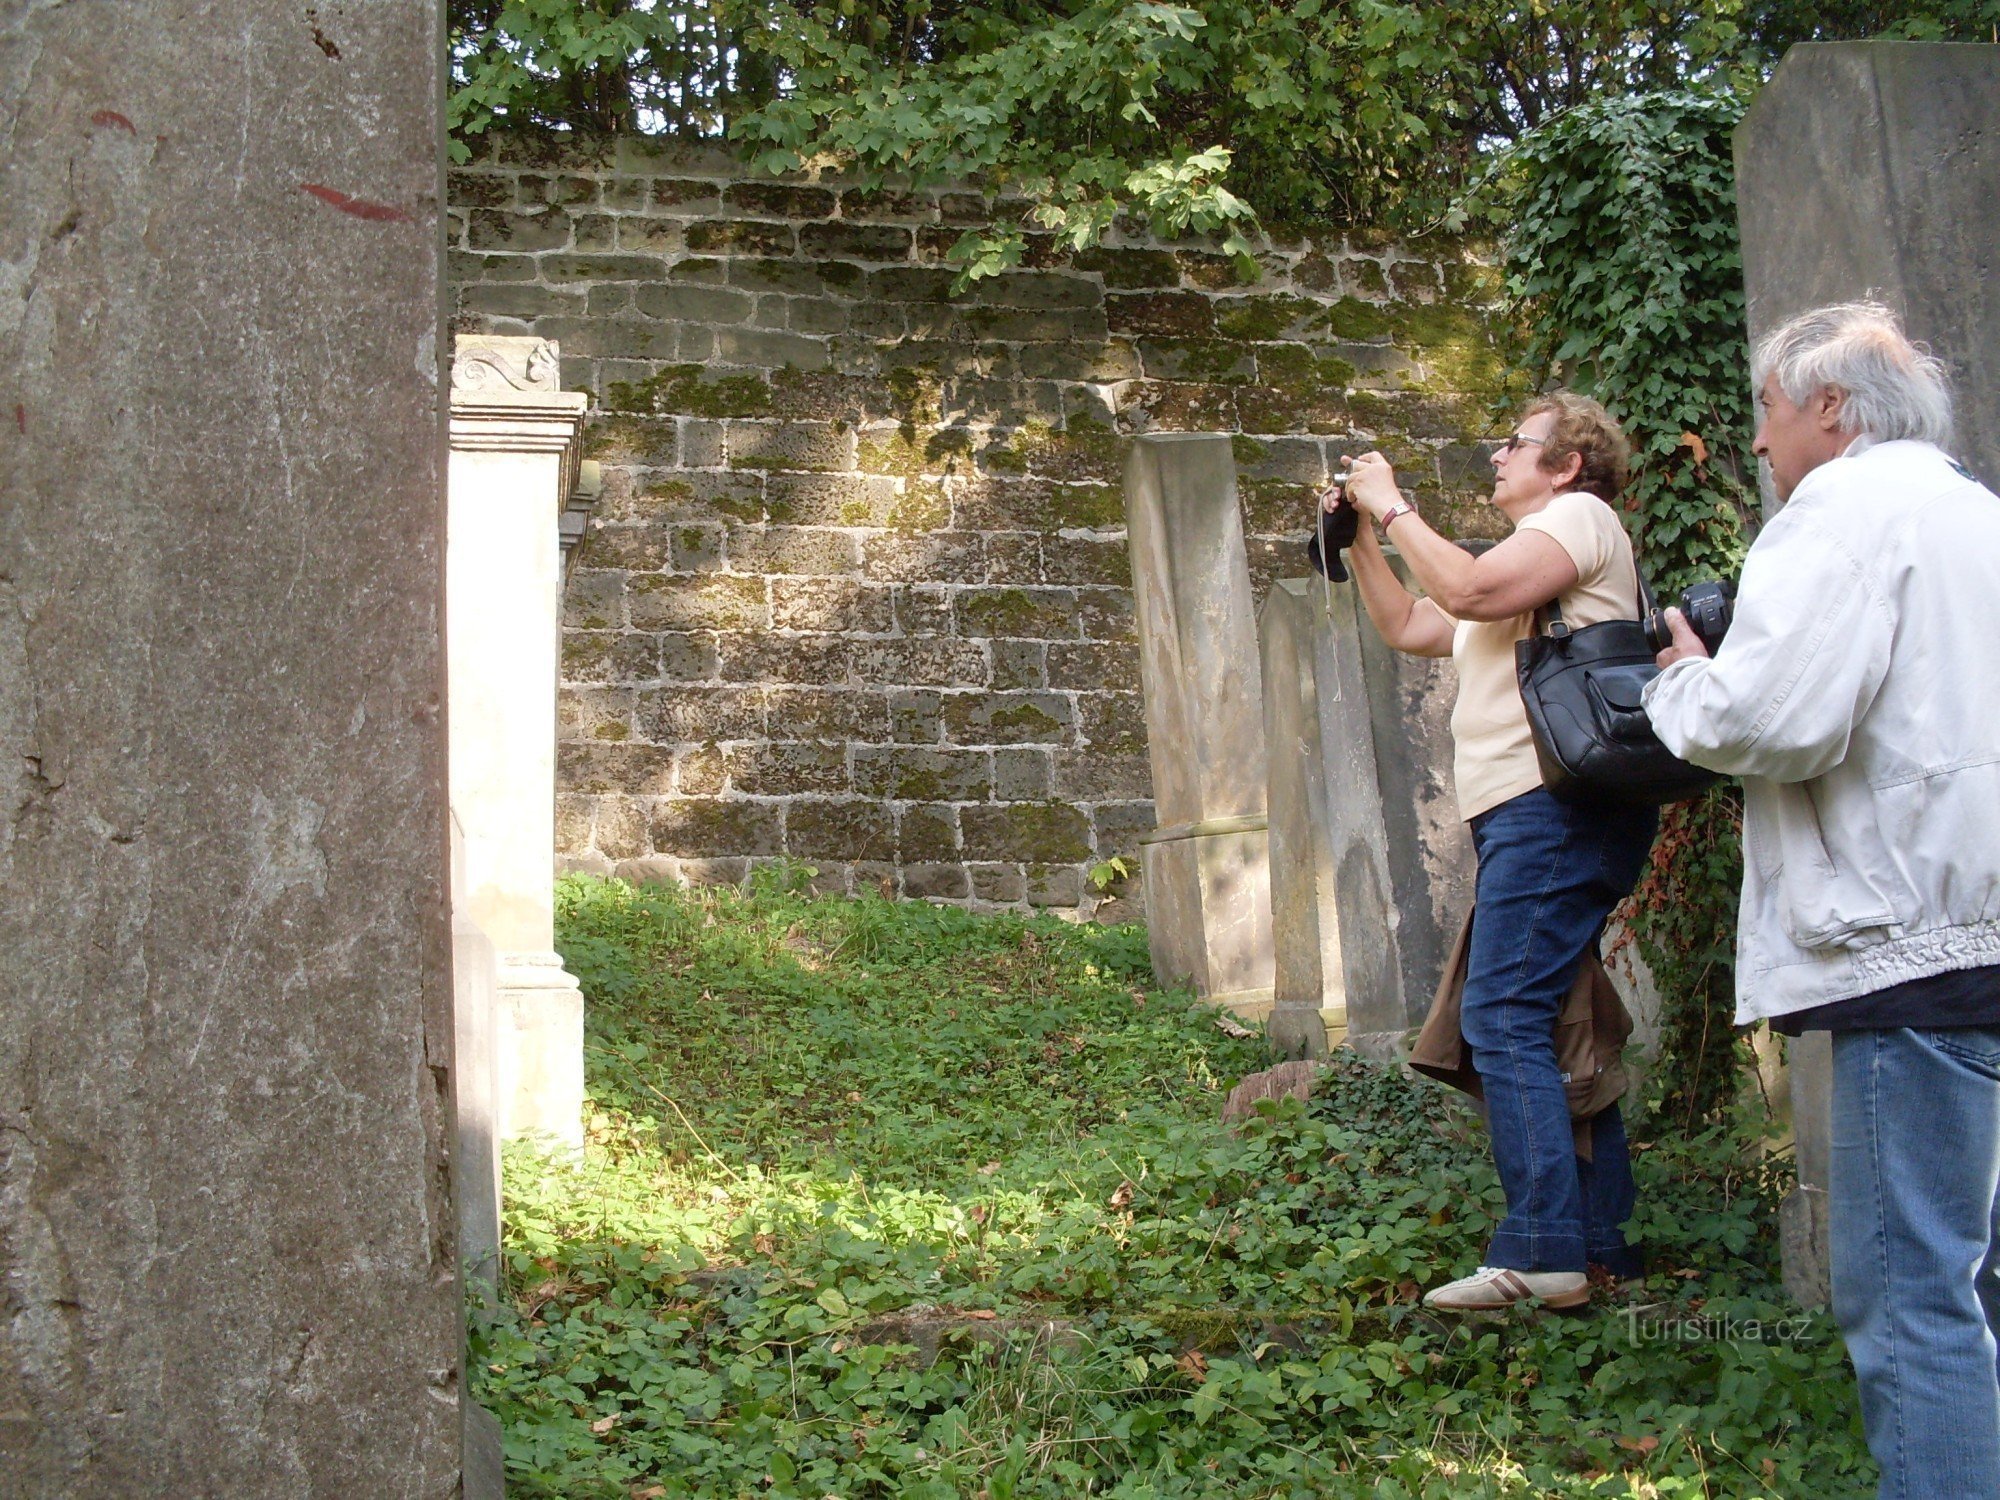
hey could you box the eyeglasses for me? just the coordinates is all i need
[1499,432,1549,455]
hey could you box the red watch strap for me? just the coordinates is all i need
[1381,502,1418,531]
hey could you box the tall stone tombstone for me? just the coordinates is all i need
[449,334,590,1154]
[1259,565,1475,1062]
[1735,40,2000,1307]
[1125,436,1277,1018]
[0,3,467,1495]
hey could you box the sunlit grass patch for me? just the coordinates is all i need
[473,874,1872,1498]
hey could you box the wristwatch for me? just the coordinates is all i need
[1380,501,1418,532]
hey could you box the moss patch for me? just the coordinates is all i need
[604,364,773,419]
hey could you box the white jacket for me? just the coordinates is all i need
[1643,438,2000,1024]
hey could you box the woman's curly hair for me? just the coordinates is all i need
[1524,391,1630,502]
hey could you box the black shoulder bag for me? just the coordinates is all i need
[1514,564,1721,807]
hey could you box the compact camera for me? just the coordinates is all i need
[1308,473,1360,582]
[1644,579,1736,658]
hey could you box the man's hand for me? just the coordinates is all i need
[1654,607,1711,669]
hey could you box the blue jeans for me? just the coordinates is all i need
[1831,1025,2000,1500]
[1462,788,1657,1275]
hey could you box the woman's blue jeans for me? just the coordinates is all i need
[1463,787,1657,1276]
[1831,1024,2000,1500]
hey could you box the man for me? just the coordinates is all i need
[1645,300,2000,1500]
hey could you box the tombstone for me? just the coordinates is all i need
[1259,564,1475,1062]
[0,2,466,1489]
[1124,436,1277,1020]
[449,335,592,1153]
[1735,40,2000,1308]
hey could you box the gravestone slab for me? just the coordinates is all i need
[1268,559,1474,1060]
[0,2,461,1492]
[1736,40,2000,1309]
[1125,435,1276,1014]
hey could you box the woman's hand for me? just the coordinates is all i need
[1338,451,1400,522]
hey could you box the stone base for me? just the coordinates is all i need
[1341,1027,1417,1068]
[1781,1184,1831,1309]
[1266,1002,1345,1059]
[463,1403,506,1500]
[498,951,586,1153]
[1140,818,1276,1002]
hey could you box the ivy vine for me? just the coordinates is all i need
[1495,86,1756,1121]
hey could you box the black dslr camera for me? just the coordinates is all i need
[1644,579,1736,657]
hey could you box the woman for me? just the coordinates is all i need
[1329,392,1656,1312]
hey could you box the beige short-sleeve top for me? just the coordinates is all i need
[1447,491,1641,820]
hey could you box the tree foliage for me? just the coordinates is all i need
[450,0,2000,253]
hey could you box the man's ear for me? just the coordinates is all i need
[1814,384,1848,431]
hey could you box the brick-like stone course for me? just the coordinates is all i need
[452,136,1513,909]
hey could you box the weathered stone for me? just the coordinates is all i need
[896,588,955,638]
[651,798,784,856]
[767,687,891,742]
[578,525,673,571]
[1055,750,1153,801]
[800,222,914,261]
[540,252,673,282]
[990,640,1047,689]
[1075,690,1148,754]
[899,804,961,859]
[970,863,1028,902]
[716,631,852,686]
[770,578,896,633]
[469,208,572,251]
[676,745,728,794]
[839,187,936,220]
[726,420,855,472]
[943,691,1075,746]
[953,476,1124,532]
[1026,864,1083,907]
[635,685,767,742]
[993,748,1053,800]
[862,531,984,584]
[1073,247,1181,288]
[788,798,896,859]
[633,283,756,324]
[1076,587,1138,641]
[847,638,990,687]
[1046,640,1140,689]
[957,587,1080,641]
[1137,339,1257,384]
[767,471,902,526]
[3,4,462,1487]
[564,630,668,684]
[1124,435,1276,1008]
[650,178,726,212]
[1012,341,1146,382]
[1116,381,1240,435]
[1106,291,1216,337]
[726,742,851,795]
[726,526,861,577]
[562,574,628,633]
[685,219,800,256]
[724,182,837,218]
[981,533,1043,584]
[560,742,678,795]
[571,213,619,251]
[628,573,768,630]
[1220,1061,1324,1125]
[960,804,1092,862]
[969,272,1101,311]
[903,864,971,899]
[854,747,993,801]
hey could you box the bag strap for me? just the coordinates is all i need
[1535,546,1657,639]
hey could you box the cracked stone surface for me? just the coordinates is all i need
[0,2,459,1493]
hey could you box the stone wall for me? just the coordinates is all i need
[448,136,1511,908]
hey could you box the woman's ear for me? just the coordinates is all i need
[1548,446,1585,489]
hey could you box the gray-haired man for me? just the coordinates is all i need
[1645,301,2000,1500]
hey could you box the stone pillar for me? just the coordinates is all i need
[0,2,461,1491]
[1258,580,1344,1057]
[451,816,505,1293]
[1124,435,1276,1018]
[1260,563,1475,1060]
[449,335,590,1152]
[1735,41,2000,1306]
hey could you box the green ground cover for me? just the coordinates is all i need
[471,872,1873,1497]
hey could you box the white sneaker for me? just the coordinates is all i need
[1423,1265,1589,1312]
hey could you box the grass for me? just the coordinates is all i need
[470,870,1874,1498]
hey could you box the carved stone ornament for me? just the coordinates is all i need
[451,335,560,394]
